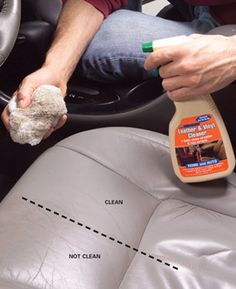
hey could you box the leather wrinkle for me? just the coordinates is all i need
[56,144,151,196]
[21,196,181,287]
[56,130,170,199]
[30,247,50,284]
[96,127,170,150]
[170,197,236,220]
[116,199,174,289]
[13,128,235,285]
[20,145,182,282]
[56,133,236,270]
[146,199,236,276]
[1,128,236,288]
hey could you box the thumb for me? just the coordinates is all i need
[17,84,34,109]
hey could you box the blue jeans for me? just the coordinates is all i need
[79,7,217,82]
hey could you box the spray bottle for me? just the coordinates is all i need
[142,36,235,183]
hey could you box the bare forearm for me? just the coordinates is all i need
[43,0,104,83]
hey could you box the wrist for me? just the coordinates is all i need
[42,62,70,84]
[42,60,70,84]
[229,35,236,80]
[40,63,68,96]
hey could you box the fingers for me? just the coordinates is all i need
[43,114,67,140]
[1,106,10,131]
[59,83,68,97]
[54,114,67,130]
[17,88,34,108]
[167,87,193,101]
[162,73,202,91]
[43,127,55,140]
[1,66,68,145]
[144,46,180,71]
[162,76,184,92]
[17,82,34,109]
[167,83,210,101]
[163,74,205,101]
[159,62,177,79]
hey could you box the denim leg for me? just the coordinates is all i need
[79,10,217,82]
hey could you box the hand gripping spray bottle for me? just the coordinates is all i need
[142,36,235,183]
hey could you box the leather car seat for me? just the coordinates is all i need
[22,0,62,27]
[0,126,236,289]
[0,4,236,287]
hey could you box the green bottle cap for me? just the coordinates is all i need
[142,42,153,52]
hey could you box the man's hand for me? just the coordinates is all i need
[1,0,104,140]
[144,34,236,101]
[1,66,67,138]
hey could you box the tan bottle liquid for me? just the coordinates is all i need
[143,36,235,183]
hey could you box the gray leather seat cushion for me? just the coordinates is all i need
[0,127,236,288]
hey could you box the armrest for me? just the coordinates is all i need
[208,25,236,36]
[207,25,236,155]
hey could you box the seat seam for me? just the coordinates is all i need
[112,129,236,188]
[119,198,236,283]
[115,130,170,149]
[58,128,170,152]
[117,199,166,289]
[80,128,170,149]
[56,144,161,200]
[169,197,236,221]
[56,129,171,199]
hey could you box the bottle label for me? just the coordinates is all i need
[175,114,228,177]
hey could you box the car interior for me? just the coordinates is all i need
[0,0,236,288]
[0,0,177,196]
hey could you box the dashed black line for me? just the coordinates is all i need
[165,263,170,267]
[21,197,179,271]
